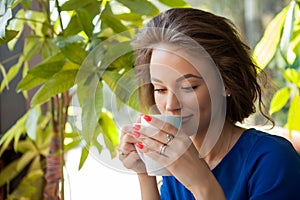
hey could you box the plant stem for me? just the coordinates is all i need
[55,0,64,35]
[0,53,22,65]
[59,94,65,200]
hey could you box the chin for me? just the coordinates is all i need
[181,121,199,137]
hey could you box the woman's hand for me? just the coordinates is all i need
[134,115,212,191]
[118,124,147,174]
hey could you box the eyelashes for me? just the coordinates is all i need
[154,86,199,94]
[181,86,199,92]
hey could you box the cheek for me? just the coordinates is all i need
[183,89,211,110]
[154,93,165,112]
[185,90,212,125]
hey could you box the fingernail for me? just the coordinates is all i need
[143,114,152,122]
[132,130,140,138]
[133,124,141,131]
[136,142,144,149]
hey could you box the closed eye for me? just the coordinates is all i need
[154,88,167,94]
[181,86,199,92]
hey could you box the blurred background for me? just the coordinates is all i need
[1,0,298,199]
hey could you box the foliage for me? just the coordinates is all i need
[253,0,300,133]
[0,0,190,199]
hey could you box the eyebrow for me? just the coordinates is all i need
[175,74,203,82]
[151,74,202,83]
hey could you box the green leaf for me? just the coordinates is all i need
[282,68,298,83]
[117,0,159,16]
[17,53,66,92]
[64,139,81,151]
[95,83,104,118]
[0,62,8,91]
[78,145,89,170]
[11,157,44,199]
[25,107,40,141]
[16,73,46,92]
[65,132,80,138]
[17,140,37,154]
[115,13,143,23]
[290,29,300,58]
[57,42,87,65]
[253,5,289,69]
[23,10,47,36]
[1,56,24,92]
[60,0,95,11]
[287,92,300,131]
[64,15,82,36]
[101,14,128,34]
[93,141,103,155]
[41,38,60,59]
[102,69,138,108]
[0,152,36,187]
[76,8,94,37]
[76,1,101,37]
[0,29,19,44]
[55,35,86,44]
[11,0,23,9]
[76,71,104,146]
[0,111,28,157]
[7,9,25,50]
[0,7,12,38]
[35,121,52,156]
[101,41,133,70]
[27,53,65,79]
[31,67,78,106]
[158,0,189,8]
[10,168,43,199]
[280,1,296,65]
[23,36,43,61]
[269,87,291,115]
[99,109,119,158]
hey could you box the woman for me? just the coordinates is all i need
[118,8,300,200]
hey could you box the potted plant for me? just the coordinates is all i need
[253,0,300,152]
[0,0,190,199]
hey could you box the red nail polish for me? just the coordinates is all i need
[133,124,141,131]
[143,115,152,122]
[136,142,144,149]
[132,130,140,138]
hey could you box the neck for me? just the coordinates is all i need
[193,121,242,169]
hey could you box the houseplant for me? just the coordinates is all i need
[253,0,300,133]
[0,0,190,199]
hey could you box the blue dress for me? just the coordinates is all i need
[160,129,300,200]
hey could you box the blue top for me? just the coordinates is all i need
[160,129,300,200]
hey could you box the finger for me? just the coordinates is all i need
[121,152,147,173]
[139,126,175,144]
[139,136,164,154]
[141,115,180,136]
[120,132,139,144]
[136,114,142,123]
[140,135,193,167]
[121,124,134,136]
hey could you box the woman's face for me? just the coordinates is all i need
[149,46,217,135]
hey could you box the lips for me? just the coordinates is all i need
[181,114,193,123]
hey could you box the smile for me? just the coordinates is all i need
[181,114,193,124]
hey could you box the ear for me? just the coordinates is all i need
[223,88,231,97]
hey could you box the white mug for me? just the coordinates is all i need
[137,114,181,176]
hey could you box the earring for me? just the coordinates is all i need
[227,94,231,97]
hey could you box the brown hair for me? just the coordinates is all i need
[132,8,273,124]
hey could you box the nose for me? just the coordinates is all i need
[166,91,181,113]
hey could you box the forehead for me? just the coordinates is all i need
[149,47,203,77]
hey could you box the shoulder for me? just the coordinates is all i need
[243,129,300,198]
[239,128,300,176]
[242,128,298,156]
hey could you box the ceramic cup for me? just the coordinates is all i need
[137,114,182,176]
